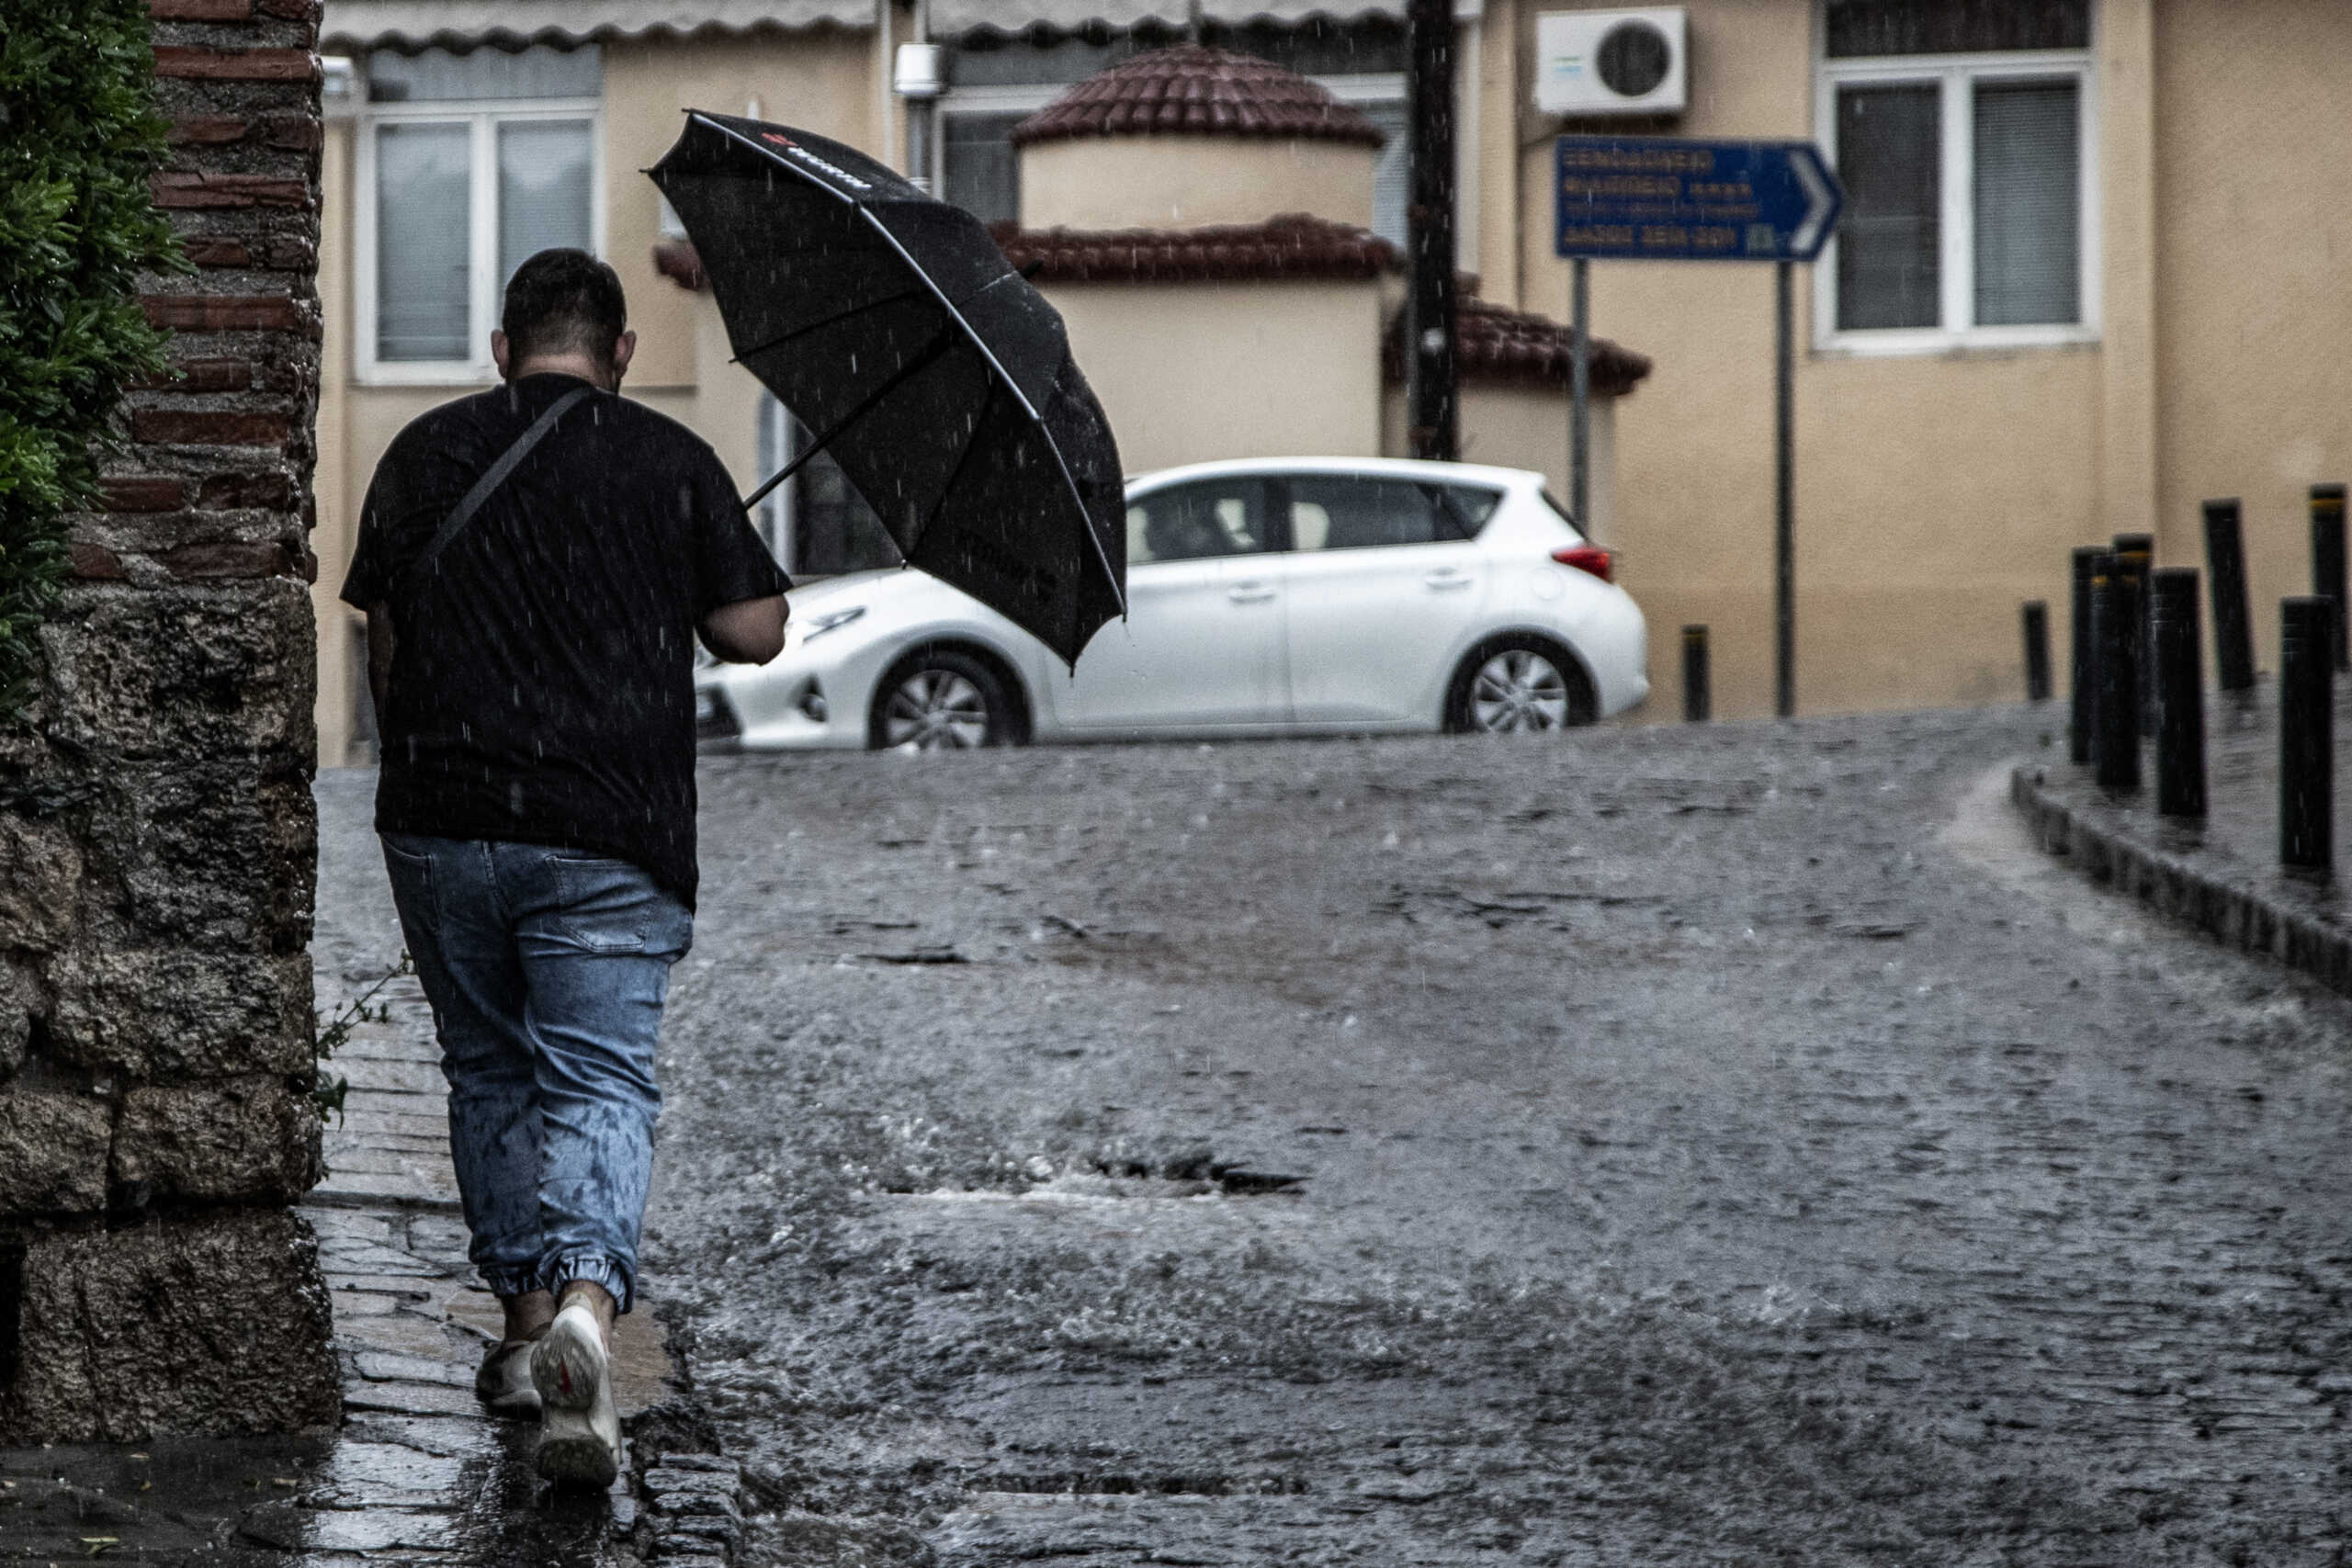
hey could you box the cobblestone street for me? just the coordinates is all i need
[305,707,2352,1564]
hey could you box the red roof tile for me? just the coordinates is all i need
[995,217,1651,394]
[1010,46,1386,149]
[1390,296,1653,397]
[989,213,1396,284]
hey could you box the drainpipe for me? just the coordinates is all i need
[1405,0,1459,462]
[895,0,942,192]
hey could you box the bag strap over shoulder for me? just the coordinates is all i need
[402,385,595,587]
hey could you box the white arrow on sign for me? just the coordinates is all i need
[1790,148,1836,257]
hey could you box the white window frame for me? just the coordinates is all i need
[355,91,605,386]
[1813,30,2098,356]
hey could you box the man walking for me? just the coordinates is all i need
[341,250,786,1486]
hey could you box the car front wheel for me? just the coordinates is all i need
[868,649,1021,750]
[1444,637,1596,734]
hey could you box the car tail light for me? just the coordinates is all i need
[1552,544,1613,582]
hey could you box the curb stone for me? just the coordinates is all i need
[2009,764,2352,995]
[631,1449,750,1564]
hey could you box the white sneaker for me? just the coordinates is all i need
[531,1301,621,1488]
[474,1338,541,1417]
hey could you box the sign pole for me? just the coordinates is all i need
[1774,259,1794,718]
[1406,0,1458,462]
[1549,133,1839,719]
[1570,256,1590,528]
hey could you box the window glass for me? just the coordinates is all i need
[1825,0,2088,58]
[1973,79,2079,326]
[497,119,593,288]
[1285,477,1461,552]
[1362,101,1408,248]
[942,111,1027,224]
[1126,481,1267,565]
[1447,485,1503,532]
[368,45,601,102]
[376,121,471,361]
[757,394,899,577]
[1834,84,1940,331]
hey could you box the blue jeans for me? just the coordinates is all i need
[379,835,692,1314]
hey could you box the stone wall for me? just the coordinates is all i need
[0,0,336,1442]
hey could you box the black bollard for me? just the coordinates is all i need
[2281,596,2334,871]
[2093,553,2140,790]
[2204,500,2256,692]
[2312,484,2347,671]
[2112,532,2155,734]
[2021,601,2051,702]
[2151,569,2206,818]
[1681,625,1709,723]
[2069,546,2099,763]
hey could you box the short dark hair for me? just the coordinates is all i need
[501,249,628,369]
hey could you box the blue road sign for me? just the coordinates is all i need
[1554,136,1843,263]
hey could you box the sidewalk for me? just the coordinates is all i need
[2011,682,2352,994]
[0,959,747,1567]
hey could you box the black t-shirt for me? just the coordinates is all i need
[341,373,788,908]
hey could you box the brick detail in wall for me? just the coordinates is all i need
[0,0,337,1444]
[151,172,313,209]
[152,48,320,83]
[130,409,294,447]
[139,292,315,335]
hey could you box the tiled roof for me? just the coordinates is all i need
[1009,46,1386,149]
[1391,297,1653,397]
[661,216,1651,396]
[989,213,1396,284]
[992,217,1650,393]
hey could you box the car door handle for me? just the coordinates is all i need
[1227,582,1277,604]
[1423,570,1473,591]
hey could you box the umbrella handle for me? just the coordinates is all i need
[740,326,957,514]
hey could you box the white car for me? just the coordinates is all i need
[696,457,1647,750]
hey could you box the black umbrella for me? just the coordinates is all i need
[649,111,1125,665]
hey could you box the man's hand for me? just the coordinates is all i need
[698,595,786,664]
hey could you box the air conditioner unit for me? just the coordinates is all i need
[1535,8,1689,118]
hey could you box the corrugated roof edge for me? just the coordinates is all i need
[320,0,871,52]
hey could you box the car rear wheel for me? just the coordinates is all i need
[869,649,1020,750]
[1444,637,1596,734]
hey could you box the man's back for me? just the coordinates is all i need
[343,371,785,907]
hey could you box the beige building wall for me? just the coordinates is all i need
[313,118,359,765]
[1381,386,1617,536]
[2153,0,2352,681]
[1045,280,1386,476]
[1020,136,1379,232]
[1502,0,2125,720]
[312,30,889,763]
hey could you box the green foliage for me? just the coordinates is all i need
[0,0,186,718]
[311,953,414,1126]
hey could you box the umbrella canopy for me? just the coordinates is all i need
[650,112,1125,665]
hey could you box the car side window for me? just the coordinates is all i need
[1286,477,1490,552]
[1125,480,1269,565]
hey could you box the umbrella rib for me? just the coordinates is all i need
[680,112,1126,626]
[740,326,958,514]
[846,209,1129,621]
[907,381,995,558]
[729,286,929,367]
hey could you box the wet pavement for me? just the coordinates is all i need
[631,706,2352,1565]
[26,704,2352,1564]
[2017,683,2352,975]
[0,810,723,1566]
